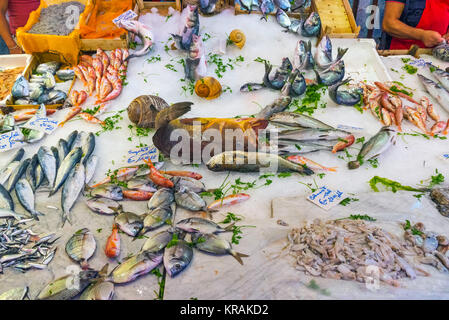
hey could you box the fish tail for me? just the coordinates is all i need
[99,263,109,277]
[229,250,249,265]
[224,222,236,232]
[347,161,360,170]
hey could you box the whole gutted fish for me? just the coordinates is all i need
[50,147,83,196]
[15,178,42,220]
[114,211,144,237]
[108,251,162,284]
[348,127,396,169]
[175,186,206,211]
[164,239,193,277]
[61,163,85,225]
[79,281,114,300]
[192,233,249,265]
[176,217,234,234]
[206,151,314,174]
[329,78,363,106]
[256,96,292,119]
[0,287,28,300]
[36,147,56,190]
[429,64,449,92]
[89,184,123,201]
[140,206,173,235]
[65,228,96,269]
[86,198,122,215]
[418,74,449,114]
[5,158,30,192]
[141,230,173,253]
[315,59,345,86]
[302,12,321,37]
[147,188,174,210]
[0,183,14,210]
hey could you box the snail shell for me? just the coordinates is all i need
[127,95,170,128]
[195,77,222,100]
[229,29,246,49]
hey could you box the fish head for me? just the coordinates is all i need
[165,257,187,277]
[79,269,99,281]
[281,57,293,72]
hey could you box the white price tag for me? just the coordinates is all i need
[0,129,25,152]
[307,186,345,211]
[113,10,138,28]
[23,116,59,134]
[126,145,159,165]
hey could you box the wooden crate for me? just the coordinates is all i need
[2,53,76,114]
[234,1,306,19]
[138,0,182,16]
[312,0,360,38]
[80,0,140,52]
[377,45,432,58]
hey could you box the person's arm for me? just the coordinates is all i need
[444,25,449,42]
[0,0,22,53]
[382,1,443,47]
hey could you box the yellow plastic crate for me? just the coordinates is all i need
[16,0,94,66]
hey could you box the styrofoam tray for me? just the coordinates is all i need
[0,54,33,106]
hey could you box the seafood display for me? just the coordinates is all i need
[0,67,25,101]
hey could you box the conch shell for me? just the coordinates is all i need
[194,77,222,100]
[229,29,246,49]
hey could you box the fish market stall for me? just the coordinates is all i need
[1,4,449,301]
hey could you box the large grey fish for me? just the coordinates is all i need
[108,251,163,284]
[141,230,173,253]
[174,186,206,211]
[256,96,292,119]
[433,42,449,62]
[192,233,249,265]
[139,206,173,236]
[49,147,82,196]
[348,127,396,169]
[259,0,275,20]
[314,59,345,86]
[126,178,157,193]
[0,161,19,186]
[37,269,100,300]
[66,130,79,151]
[173,176,205,194]
[0,183,14,210]
[329,78,363,106]
[2,148,24,167]
[25,155,38,190]
[276,8,291,28]
[15,178,42,220]
[5,158,30,192]
[277,127,351,142]
[176,217,234,234]
[86,198,122,215]
[0,207,28,220]
[206,151,314,174]
[0,287,28,300]
[429,64,449,92]
[88,184,123,200]
[418,74,449,114]
[84,155,98,185]
[274,0,291,11]
[147,188,174,210]
[61,163,85,225]
[80,132,95,165]
[302,11,321,37]
[114,211,144,237]
[315,35,348,70]
[51,146,60,170]
[65,228,96,269]
[37,146,57,189]
[79,281,114,300]
[11,76,29,99]
[164,239,193,277]
[293,40,307,70]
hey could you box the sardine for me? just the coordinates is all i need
[192,233,249,265]
[65,228,96,269]
[61,163,85,225]
[164,239,193,277]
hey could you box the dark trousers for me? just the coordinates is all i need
[0,36,10,55]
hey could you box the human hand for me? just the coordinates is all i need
[443,33,449,42]
[8,45,23,54]
[420,30,444,47]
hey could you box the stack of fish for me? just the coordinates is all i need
[360,75,449,135]
[11,61,72,106]
[239,0,311,18]
[433,41,449,62]
[0,129,97,226]
[0,220,57,273]
[276,9,321,38]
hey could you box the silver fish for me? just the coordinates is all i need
[50,147,82,196]
[274,0,291,11]
[176,217,234,234]
[278,128,350,142]
[15,178,42,220]
[108,251,162,284]
[2,148,24,166]
[164,239,193,277]
[126,178,157,193]
[89,184,123,200]
[65,228,96,269]
[56,69,75,81]
[147,188,174,210]
[37,146,57,189]
[259,0,275,20]
[302,11,321,37]
[329,78,362,106]
[141,230,173,253]
[418,74,449,114]
[66,130,79,151]
[429,64,449,93]
[11,76,29,99]
[5,158,30,192]
[119,20,154,60]
[0,161,19,186]
[240,82,265,92]
[25,154,38,190]
[206,151,314,174]
[84,155,98,185]
[0,183,14,210]
[315,59,345,86]
[174,186,206,211]
[80,132,95,165]
[29,82,44,101]
[192,233,249,265]
[256,96,292,119]
[114,211,144,237]
[139,206,173,235]
[0,287,28,300]
[37,269,100,300]
[51,146,60,170]
[276,8,291,28]
[173,176,205,194]
[348,127,396,169]
[315,35,348,70]
[61,163,85,225]
[1,114,15,133]
[36,61,60,75]
[86,198,122,215]
[294,40,306,69]
[79,281,114,300]
[277,141,333,155]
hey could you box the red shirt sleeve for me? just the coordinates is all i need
[7,0,40,35]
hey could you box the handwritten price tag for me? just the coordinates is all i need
[307,186,345,211]
[113,10,137,28]
[0,129,25,152]
[23,116,59,134]
[126,145,159,165]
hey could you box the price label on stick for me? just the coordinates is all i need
[307,186,345,211]
[113,10,137,28]
[126,145,159,165]
[0,129,25,152]
[23,116,59,134]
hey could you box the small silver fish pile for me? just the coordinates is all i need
[0,220,57,273]
[28,2,85,36]
[11,60,71,106]
[360,79,448,136]
[286,218,431,286]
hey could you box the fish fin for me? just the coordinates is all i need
[154,102,193,130]
[229,250,249,265]
[347,161,360,170]
[98,263,109,277]
[224,222,236,232]
[336,47,349,60]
